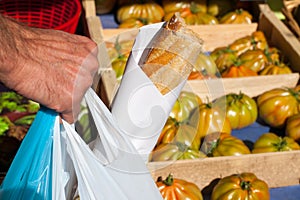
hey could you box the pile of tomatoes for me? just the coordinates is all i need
[114,0,254,28]
[189,30,293,79]
[150,85,300,199]
[209,31,293,78]
[106,29,294,82]
[149,84,300,162]
[155,172,270,200]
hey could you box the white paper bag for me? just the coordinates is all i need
[61,88,163,200]
[111,23,187,160]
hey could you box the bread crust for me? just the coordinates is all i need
[139,13,203,95]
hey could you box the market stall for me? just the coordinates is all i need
[87,0,300,199]
[1,0,300,199]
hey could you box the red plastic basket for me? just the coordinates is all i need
[0,0,82,34]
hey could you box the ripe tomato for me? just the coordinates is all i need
[214,92,258,129]
[259,62,293,75]
[285,113,300,142]
[188,70,219,80]
[118,18,149,28]
[193,53,219,76]
[156,117,201,150]
[229,31,268,56]
[264,47,280,64]
[106,38,134,81]
[169,91,202,123]
[219,9,253,24]
[162,0,207,22]
[221,64,258,77]
[211,172,270,200]
[238,49,268,72]
[116,1,164,23]
[257,87,300,128]
[111,56,128,81]
[181,8,219,25]
[188,102,232,141]
[252,132,300,153]
[201,132,251,157]
[156,174,203,200]
[210,47,237,73]
[150,142,206,161]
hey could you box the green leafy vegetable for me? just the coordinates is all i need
[0,116,10,136]
[0,92,39,113]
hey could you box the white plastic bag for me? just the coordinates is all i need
[53,118,77,200]
[60,88,163,200]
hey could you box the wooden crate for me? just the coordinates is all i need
[83,1,300,190]
[84,3,299,104]
[149,5,300,190]
[95,27,300,101]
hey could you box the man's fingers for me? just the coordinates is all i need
[60,112,75,124]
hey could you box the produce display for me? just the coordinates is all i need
[155,172,271,199]
[111,0,255,28]
[0,91,39,171]
[106,29,294,82]
[210,31,293,77]
[1,2,299,196]
[150,83,300,161]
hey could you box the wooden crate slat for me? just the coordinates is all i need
[148,151,300,189]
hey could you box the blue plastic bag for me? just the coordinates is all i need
[0,107,57,200]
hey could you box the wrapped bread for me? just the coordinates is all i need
[139,13,204,95]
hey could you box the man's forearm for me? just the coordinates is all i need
[0,13,98,123]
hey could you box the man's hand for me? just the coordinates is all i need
[0,15,99,123]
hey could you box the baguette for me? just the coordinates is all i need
[139,12,204,95]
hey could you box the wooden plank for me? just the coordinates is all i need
[81,0,96,18]
[187,23,258,51]
[102,28,139,43]
[183,73,299,102]
[102,23,258,52]
[82,0,118,107]
[147,150,300,189]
